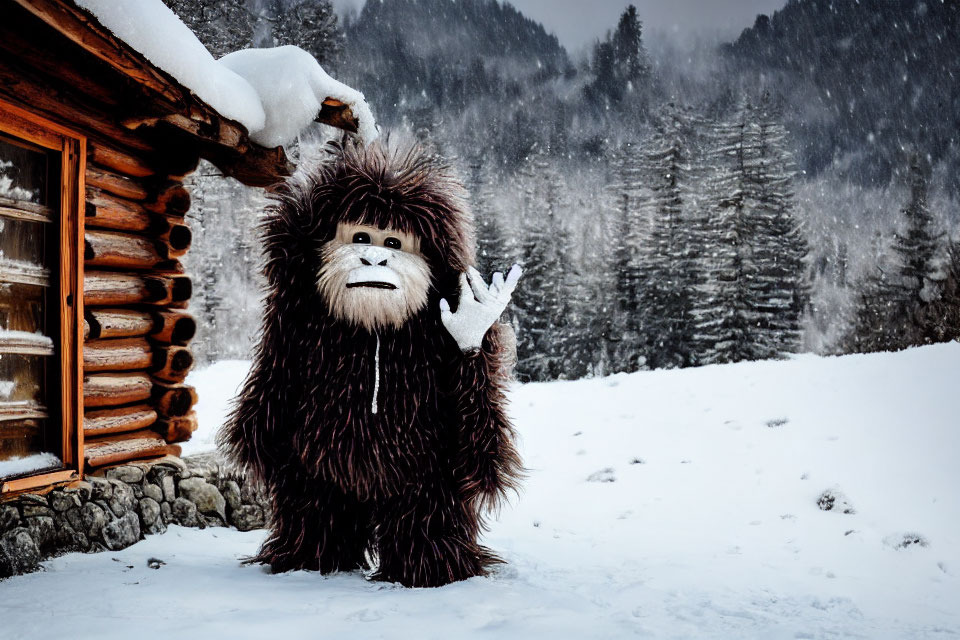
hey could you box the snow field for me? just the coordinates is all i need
[2,343,958,639]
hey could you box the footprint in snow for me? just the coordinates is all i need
[347,608,385,622]
[587,468,616,483]
[766,417,789,428]
[817,488,855,514]
[884,532,930,550]
[491,563,519,580]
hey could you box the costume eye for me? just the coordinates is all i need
[384,237,402,250]
[352,232,371,244]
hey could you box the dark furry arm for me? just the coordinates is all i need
[218,199,306,485]
[445,322,523,510]
[218,345,291,486]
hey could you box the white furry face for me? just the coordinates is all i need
[317,223,432,331]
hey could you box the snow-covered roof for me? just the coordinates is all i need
[220,46,378,148]
[73,0,377,148]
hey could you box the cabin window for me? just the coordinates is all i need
[0,101,83,494]
[0,134,60,475]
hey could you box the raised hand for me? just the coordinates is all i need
[440,264,522,352]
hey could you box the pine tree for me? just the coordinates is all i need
[168,0,344,65]
[589,4,651,108]
[747,101,810,356]
[892,155,940,305]
[844,267,900,353]
[695,119,753,365]
[607,141,647,371]
[198,263,224,363]
[611,5,650,91]
[635,112,702,369]
[913,237,960,344]
[472,180,514,277]
[163,0,255,57]
[511,153,573,381]
[266,0,344,67]
[845,155,946,352]
[696,99,809,364]
[183,162,268,365]
[566,201,620,378]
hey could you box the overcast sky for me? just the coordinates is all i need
[332,0,789,53]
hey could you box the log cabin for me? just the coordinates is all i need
[0,0,368,498]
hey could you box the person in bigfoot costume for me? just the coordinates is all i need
[220,140,523,588]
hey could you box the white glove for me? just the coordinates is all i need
[440,264,522,352]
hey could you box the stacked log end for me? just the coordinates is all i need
[83,142,198,470]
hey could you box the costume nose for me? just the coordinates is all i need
[358,245,391,267]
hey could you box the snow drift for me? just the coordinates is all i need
[2,343,958,638]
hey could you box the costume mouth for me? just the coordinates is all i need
[346,282,398,290]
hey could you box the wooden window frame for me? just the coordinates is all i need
[0,99,84,497]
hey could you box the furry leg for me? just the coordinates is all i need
[371,478,499,587]
[255,478,371,574]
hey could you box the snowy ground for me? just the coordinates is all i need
[3,344,960,639]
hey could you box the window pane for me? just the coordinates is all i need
[0,131,59,477]
[0,419,45,463]
[0,353,47,411]
[0,136,49,206]
[0,282,44,334]
[0,217,49,286]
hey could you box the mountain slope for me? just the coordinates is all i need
[342,0,569,125]
[724,0,960,191]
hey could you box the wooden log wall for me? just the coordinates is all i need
[0,1,290,475]
[81,141,199,468]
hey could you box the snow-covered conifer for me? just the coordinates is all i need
[696,99,809,363]
[183,164,268,364]
[512,153,574,381]
[845,155,947,352]
[589,4,651,110]
[607,141,647,371]
[267,0,344,67]
[747,100,810,356]
[466,159,516,277]
[163,0,255,57]
[634,110,702,369]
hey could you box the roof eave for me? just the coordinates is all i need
[16,0,357,187]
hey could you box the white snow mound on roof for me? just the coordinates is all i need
[74,0,376,148]
[219,46,379,147]
[74,0,265,133]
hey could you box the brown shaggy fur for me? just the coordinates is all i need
[219,140,522,587]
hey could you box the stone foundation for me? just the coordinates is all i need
[0,453,268,579]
